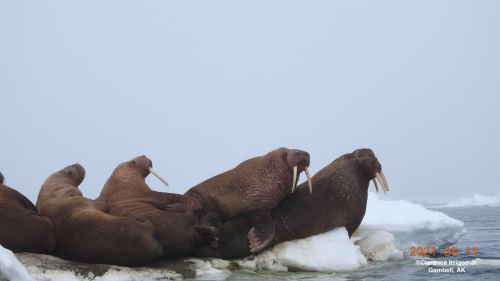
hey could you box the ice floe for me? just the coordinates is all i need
[1,191,467,279]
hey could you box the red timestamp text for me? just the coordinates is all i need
[409,246,478,257]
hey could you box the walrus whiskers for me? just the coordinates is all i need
[148,167,169,187]
[291,165,298,193]
[305,166,312,193]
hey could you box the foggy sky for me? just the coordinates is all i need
[1,1,499,203]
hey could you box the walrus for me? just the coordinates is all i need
[36,164,163,266]
[0,172,56,254]
[99,155,220,259]
[194,148,389,259]
[184,147,313,253]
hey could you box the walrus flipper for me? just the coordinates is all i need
[194,212,223,242]
[247,212,275,253]
[200,211,224,227]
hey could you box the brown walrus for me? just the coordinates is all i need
[99,155,220,259]
[0,172,56,254]
[36,164,163,266]
[194,148,389,259]
[185,147,312,252]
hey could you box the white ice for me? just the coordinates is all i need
[353,192,466,258]
[247,228,368,273]
[0,245,35,281]
[408,192,500,208]
[2,191,467,279]
[444,192,500,208]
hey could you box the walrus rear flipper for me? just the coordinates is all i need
[247,211,275,253]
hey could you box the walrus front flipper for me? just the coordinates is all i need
[194,212,223,242]
[247,212,275,253]
[200,211,224,227]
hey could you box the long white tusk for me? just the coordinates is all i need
[372,179,379,193]
[291,165,297,193]
[375,173,386,194]
[305,166,312,193]
[380,170,389,191]
[149,167,169,187]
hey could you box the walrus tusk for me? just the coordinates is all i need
[380,170,389,191]
[148,167,169,187]
[291,165,297,193]
[305,166,312,193]
[375,172,388,194]
[372,179,379,193]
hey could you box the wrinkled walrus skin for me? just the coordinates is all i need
[194,148,387,259]
[36,164,163,266]
[184,147,311,253]
[0,172,56,254]
[99,155,217,259]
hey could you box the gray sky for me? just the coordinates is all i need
[1,1,499,203]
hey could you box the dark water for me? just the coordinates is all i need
[224,207,500,281]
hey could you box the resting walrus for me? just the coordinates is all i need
[194,148,389,259]
[36,164,163,266]
[185,147,312,252]
[99,155,220,259]
[0,172,56,254]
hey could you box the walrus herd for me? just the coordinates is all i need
[0,147,389,266]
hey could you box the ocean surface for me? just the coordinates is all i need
[224,206,500,281]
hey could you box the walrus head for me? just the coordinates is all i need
[286,149,313,194]
[131,155,169,187]
[0,172,3,184]
[64,164,85,187]
[353,148,375,158]
[356,154,389,194]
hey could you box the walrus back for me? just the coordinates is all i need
[45,197,163,266]
[0,184,56,254]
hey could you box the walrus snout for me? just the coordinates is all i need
[287,149,313,194]
[358,156,389,194]
[132,155,152,169]
[64,164,85,186]
[131,155,169,187]
[131,155,154,177]
[286,149,310,171]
